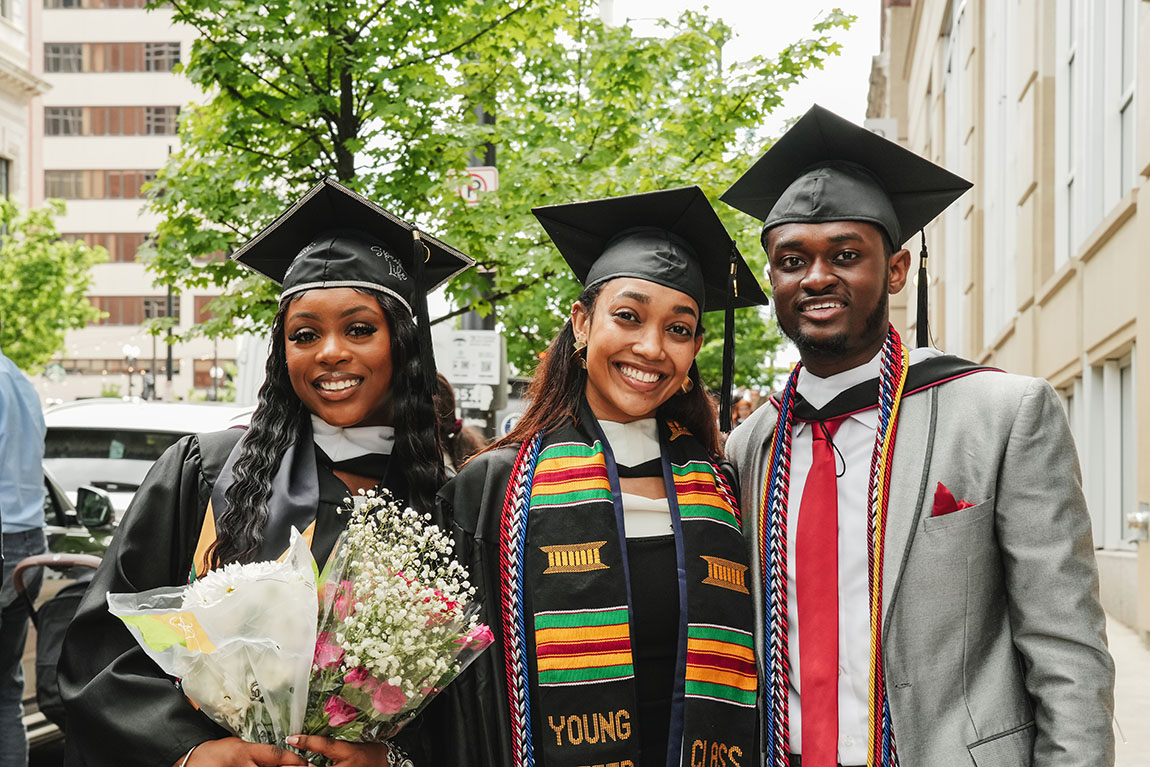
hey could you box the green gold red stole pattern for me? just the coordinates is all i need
[499,415,757,767]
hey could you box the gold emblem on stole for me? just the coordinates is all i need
[541,541,610,573]
[700,555,749,594]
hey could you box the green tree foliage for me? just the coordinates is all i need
[147,0,852,390]
[0,199,106,372]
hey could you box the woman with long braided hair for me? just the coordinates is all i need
[59,179,471,767]
[408,187,768,767]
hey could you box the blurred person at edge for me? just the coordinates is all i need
[57,179,472,767]
[435,373,488,475]
[0,331,48,767]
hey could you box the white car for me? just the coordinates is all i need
[42,400,254,517]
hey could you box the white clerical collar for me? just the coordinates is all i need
[597,418,660,467]
[311,415,395,462]
[797,345,941,409]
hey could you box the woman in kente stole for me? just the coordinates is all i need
[413,186,769,767]
[58,178,472,767]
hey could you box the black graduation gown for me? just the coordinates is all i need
[58,428,402,767]
[402,446,519,766]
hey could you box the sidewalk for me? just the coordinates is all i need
[1110,614,1150,767]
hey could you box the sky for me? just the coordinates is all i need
[608,0,881,131]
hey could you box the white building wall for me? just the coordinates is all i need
[32,3,235,404]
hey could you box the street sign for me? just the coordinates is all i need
[455,383,495,411]
[446,330,502,385]
[498,411,522,436]
[458,166,499,204]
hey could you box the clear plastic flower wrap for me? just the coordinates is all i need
[302,489,494,749]
[107,529,317,746]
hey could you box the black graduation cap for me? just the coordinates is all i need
[533,185,769,431]
[721,105,971,348]
[232,177,475,391]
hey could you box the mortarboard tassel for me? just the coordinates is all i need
[411,231,439,394]
[917,229,929,349]
[719,241,739,433]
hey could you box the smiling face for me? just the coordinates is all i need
[766,220,910,377]
[284,288,394,427]
[571,277,703,423]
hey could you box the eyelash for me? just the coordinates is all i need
[286,323,377,344]
[613,310,693,337]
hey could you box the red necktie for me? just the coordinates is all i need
[797,418,844,766]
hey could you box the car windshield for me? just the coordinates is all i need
[44,428,185,462]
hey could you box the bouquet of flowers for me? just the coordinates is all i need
[108,530,318,745]
[302,489,493,746]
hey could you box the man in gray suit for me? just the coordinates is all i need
[721,106,1114,767]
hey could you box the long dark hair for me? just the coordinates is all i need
[436,373,489,471]
[489,282,721,458]
[209,289,443,567]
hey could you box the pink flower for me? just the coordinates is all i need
[334,580,356,621]
[456,624,495,651]
[323,695,358,727]
[313,632,344,669]
[343,666,370,687]
[370,682,407,715]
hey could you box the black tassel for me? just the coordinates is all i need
[411,231,438,394]
[720,241,739,433]
[916,229,929,349]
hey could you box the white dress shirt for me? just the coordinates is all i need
[599,418,673,537]
[779,347,937,764]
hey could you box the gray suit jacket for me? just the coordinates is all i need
[726,369,1115,767]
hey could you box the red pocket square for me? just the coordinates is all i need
[932,482,976,517]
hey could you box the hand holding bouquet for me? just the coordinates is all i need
[108,530,317,745]
[303,490,493,747]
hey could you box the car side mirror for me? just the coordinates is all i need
[76,485,115,529]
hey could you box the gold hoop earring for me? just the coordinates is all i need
[680,376,694,394]
[573,337,587,369]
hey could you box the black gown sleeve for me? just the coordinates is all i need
[397,448,519,767]
[59,431,241,767]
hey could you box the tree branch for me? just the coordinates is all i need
[384,0,537,72]
[430,268,558,326]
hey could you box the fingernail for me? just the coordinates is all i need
[285,735,300,746]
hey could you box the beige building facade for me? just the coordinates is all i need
[28,0,235,404]
[868,0,1148,640]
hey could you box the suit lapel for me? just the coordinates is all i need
[881,385,936,630]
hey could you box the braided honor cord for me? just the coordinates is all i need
[758,326,909,767]
[758,365,801,767]
[865,327,908,767]
[498,432,544,767]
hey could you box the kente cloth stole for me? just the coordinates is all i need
[499,416,757,767]
[758,325,909,767]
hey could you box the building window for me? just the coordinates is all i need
[1118,0,1137,197]
[0,158,9,200]
[144,42,181,71]
[45,43,83,72]
[194,295,219,324]
[45,107,83,135]
[193,358,233,389]
[1073,353,1139,549]
[1056,0,1139,265]
[61,232,148,262]
[45,0,149,7]
[43,42,180,72]
[88,295,180,325]
[980,0,1018,347]
[145,106,179,134]
[51,357,181,375]
[45,170,157,199]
